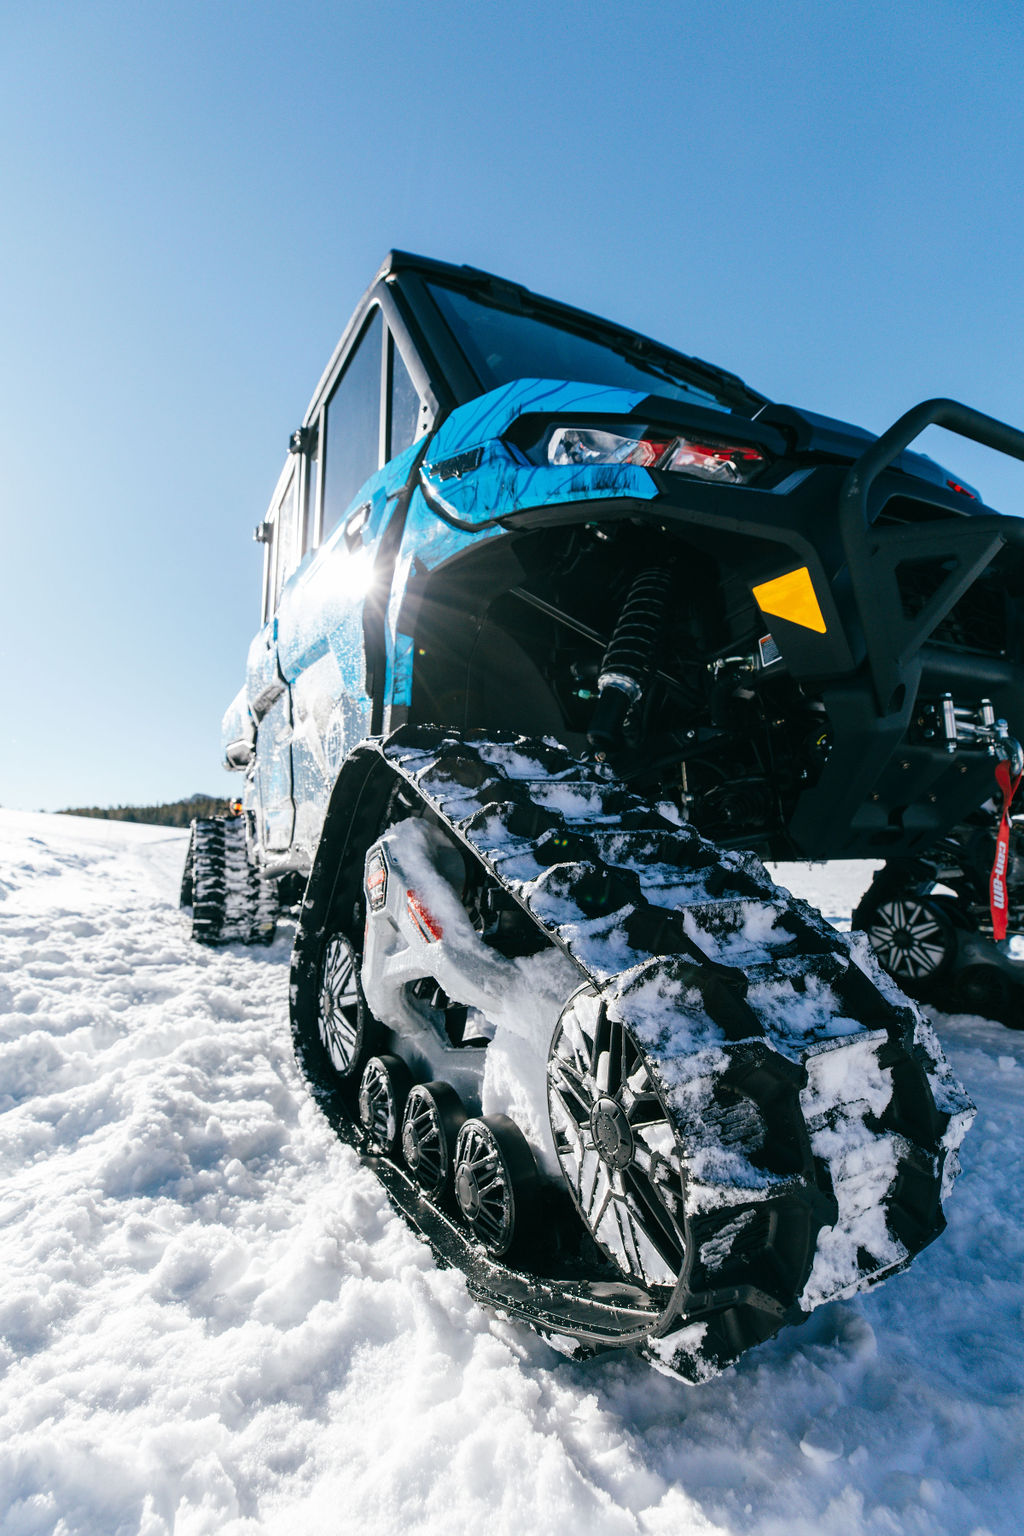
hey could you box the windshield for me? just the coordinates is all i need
[427,282,745,412]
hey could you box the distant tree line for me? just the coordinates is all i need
[58,794,230,827]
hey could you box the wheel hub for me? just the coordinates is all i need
[590,1096,633,1169]
[402,1119,424,1169]
[455,1163,482,1220]
[317,934,363,1075]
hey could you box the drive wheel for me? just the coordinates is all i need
[317,933,372,1078]
[358,1055,412,1153]
[547,992,687,1289]
[865,894,955,984]
[402,1082,467,1196]
[453,1116,537,1257]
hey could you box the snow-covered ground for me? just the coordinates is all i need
[1,810,1021,1536]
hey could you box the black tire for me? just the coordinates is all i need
[453,1115,538,1258]
[358,1055,413,1153]
[401,1081,468,1196]
[952,963,1016,1023]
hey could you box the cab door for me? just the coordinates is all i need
[249,463,302,852]
[277,309,428,860]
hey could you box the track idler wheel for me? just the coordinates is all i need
[401,1081,467,1196]
[358,1055,413,1153]
[453,1116,538,1257]
[317,933,374,1078]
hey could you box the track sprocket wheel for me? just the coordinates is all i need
[358,1055,412,1153]
[453,1116,537,1257]
[548,990,686,1288]
[865,894,955,983]
[401,1082,467,1196]
[317,933,371,1078]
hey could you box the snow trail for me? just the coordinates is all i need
[0,811,1020,1536]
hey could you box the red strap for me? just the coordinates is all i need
[990,758,1022,941]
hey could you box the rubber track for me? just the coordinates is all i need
[296,729,974,1380]
[181,817,278,946]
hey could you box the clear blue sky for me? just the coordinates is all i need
[2,0,1022,811]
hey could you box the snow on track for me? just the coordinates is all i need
[0,811,1021,1536]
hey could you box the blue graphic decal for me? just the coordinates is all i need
[418,379,658,525]
[422,442,657,524]
[388,632,415,708]
[426,379,648,458]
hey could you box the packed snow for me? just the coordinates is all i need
[1,811,1022,1536]
[359,815,580,1173]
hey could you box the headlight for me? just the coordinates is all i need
[541,424,767,484]
[547,426,671,468]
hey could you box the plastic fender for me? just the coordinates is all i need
[421,379,659,526]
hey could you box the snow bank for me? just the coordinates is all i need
[0,811,1020,1535]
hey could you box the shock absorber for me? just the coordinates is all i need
[588,566,673,755]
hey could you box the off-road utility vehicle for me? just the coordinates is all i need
[182,253,1024,1379]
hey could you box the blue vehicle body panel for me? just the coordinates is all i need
[425,379,652,455]
[269,439,428,854]
[227,352,998,869]
[238,379,666,859]
[420,380,657,526]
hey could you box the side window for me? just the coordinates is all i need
[388,336,422,459]
[321,309,384,542]
[271,469,299,612]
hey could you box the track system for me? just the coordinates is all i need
[180,817,278,946]
[290,729,974,1381]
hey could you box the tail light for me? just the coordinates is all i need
[663,440,765,484]
[541,425,767,484]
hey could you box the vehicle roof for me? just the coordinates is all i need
[381,250,764,398]
[302,250,768,428]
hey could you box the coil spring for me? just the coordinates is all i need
[588,566,673,752]
[598,567,673,692]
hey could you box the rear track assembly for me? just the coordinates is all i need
[181,817,278,946]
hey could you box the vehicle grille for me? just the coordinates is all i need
[897,559,1009,657]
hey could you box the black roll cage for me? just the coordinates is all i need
[840,398,1024,717]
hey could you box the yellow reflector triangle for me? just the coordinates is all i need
[752,566,827,634]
